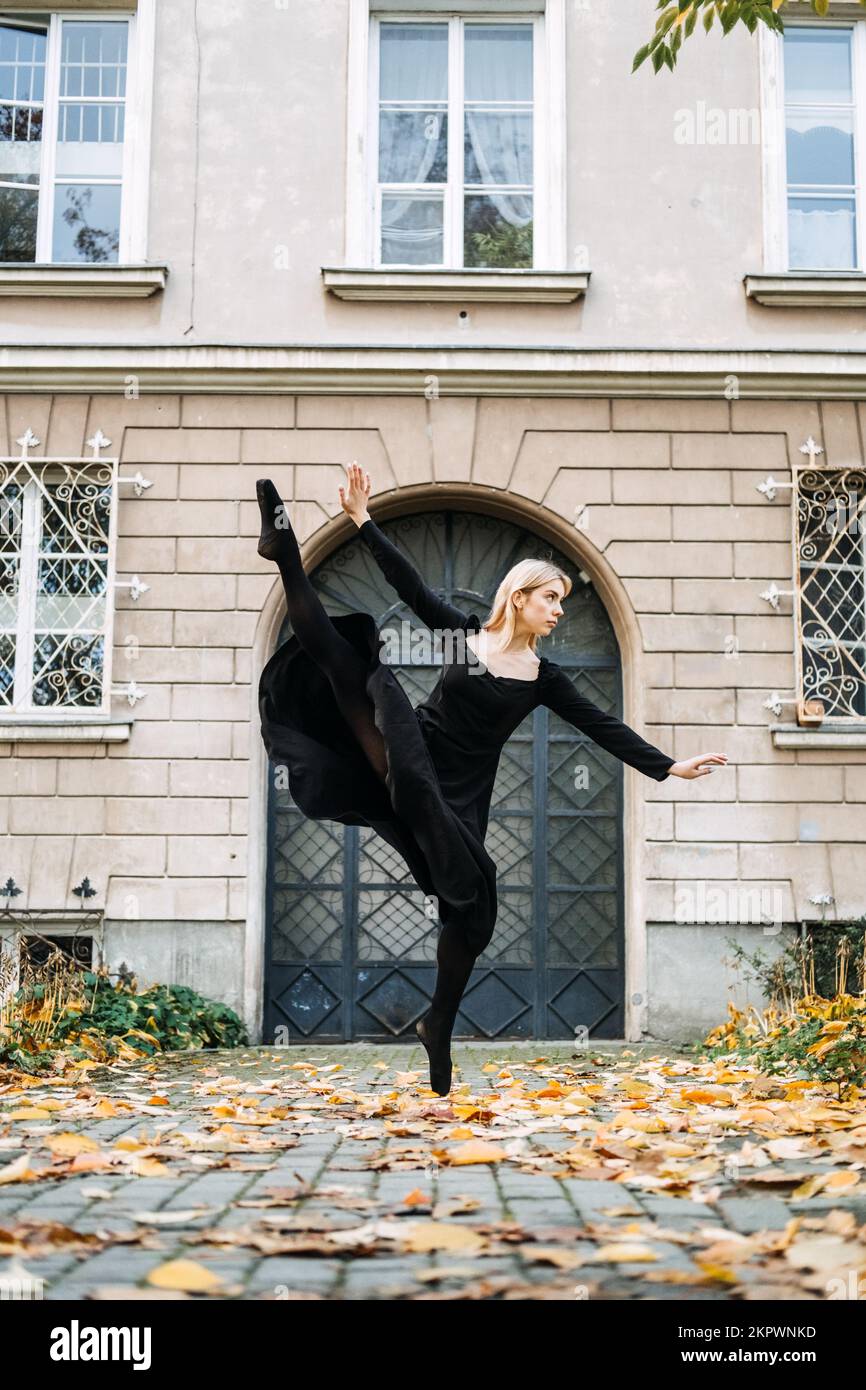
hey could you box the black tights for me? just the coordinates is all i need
[261,487,478,1038]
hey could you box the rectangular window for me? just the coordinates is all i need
[373,15,536,268]
[0,10,134,263]
[794,466,866,721]
[0,451,117,716]
[781,23,860,270]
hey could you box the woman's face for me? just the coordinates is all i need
[515,578,566,636]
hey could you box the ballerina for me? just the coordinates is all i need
[256,465,728,1095]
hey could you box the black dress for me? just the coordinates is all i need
[258,517,676,955]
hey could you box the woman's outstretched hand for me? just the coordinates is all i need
[339,460,372,527]
[668,753,728,779]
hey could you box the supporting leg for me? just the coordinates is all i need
[416,919,480,1096]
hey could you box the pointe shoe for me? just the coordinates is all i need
[415,1009,453,1096]
[256,478,291,561]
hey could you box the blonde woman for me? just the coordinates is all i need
[256,466,727,1095]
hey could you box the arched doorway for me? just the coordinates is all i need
[263,509,627,1042]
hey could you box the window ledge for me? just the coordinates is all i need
[744,271,866,307]
[771,722,866,750]
[0,718,132,743]
[322,267,590,303]
[0,264,168,298]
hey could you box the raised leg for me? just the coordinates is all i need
[257,478,389,783]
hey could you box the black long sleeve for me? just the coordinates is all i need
[357,518,477,632]
[542,663,675,781]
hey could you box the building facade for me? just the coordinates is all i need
[1,0,864,1044]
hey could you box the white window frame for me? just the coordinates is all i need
[760,15,866,273]
[792,463,866,724]
[345,0,566,270]
[0,434,121,720]
[0,2,154,265]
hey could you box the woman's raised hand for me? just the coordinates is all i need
[668,753,728,779]
[339,460,372,527]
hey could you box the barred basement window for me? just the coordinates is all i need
[795,464,866,720]
[0,430,119,715]
[19,932,94,970]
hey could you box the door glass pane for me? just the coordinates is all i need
[788,195,856,269]
[381,191,443,265]
[783,27,853,105]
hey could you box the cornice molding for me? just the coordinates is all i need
[1,345,866,396]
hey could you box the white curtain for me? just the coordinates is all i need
[463,24,532,230]
[379,25,446,261]
[788,207,855,269]
[464,110,533,229]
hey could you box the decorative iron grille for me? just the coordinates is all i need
[795,465,866,721]
[0,426,149,717]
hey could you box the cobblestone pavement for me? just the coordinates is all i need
[1,1041,865,1302]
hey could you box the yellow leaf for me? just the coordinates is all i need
[146,1259,225,1292]
[620,1081,655,1099]
[45,1132,101,1157]
[70,1152,113,1172]
[401,1189,430,1207]
[518,1244,583,1269]
[0,1153,41,1184]
[590,1243,659,1263]
[693,1260,739,1284]
[93,1100,122,1118]
[680,1087,734,1106]
[791,1174,828,1199]
[128,1155,171,1177]
[824,1170,860,1191]
[6,1108,53,1120]
[402,1221,487,1254]
[434,1139,509,1165]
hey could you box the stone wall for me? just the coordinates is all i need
[1,390,862,1038]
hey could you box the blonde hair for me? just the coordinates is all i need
[481,558,573,652]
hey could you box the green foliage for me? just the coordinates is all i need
[0,964,248,1075]
[722,916,866,1004]
[465,221,533,269]
[695,917,866,1099]
[633,1,859,75]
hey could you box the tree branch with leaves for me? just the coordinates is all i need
[633,0,858,74]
